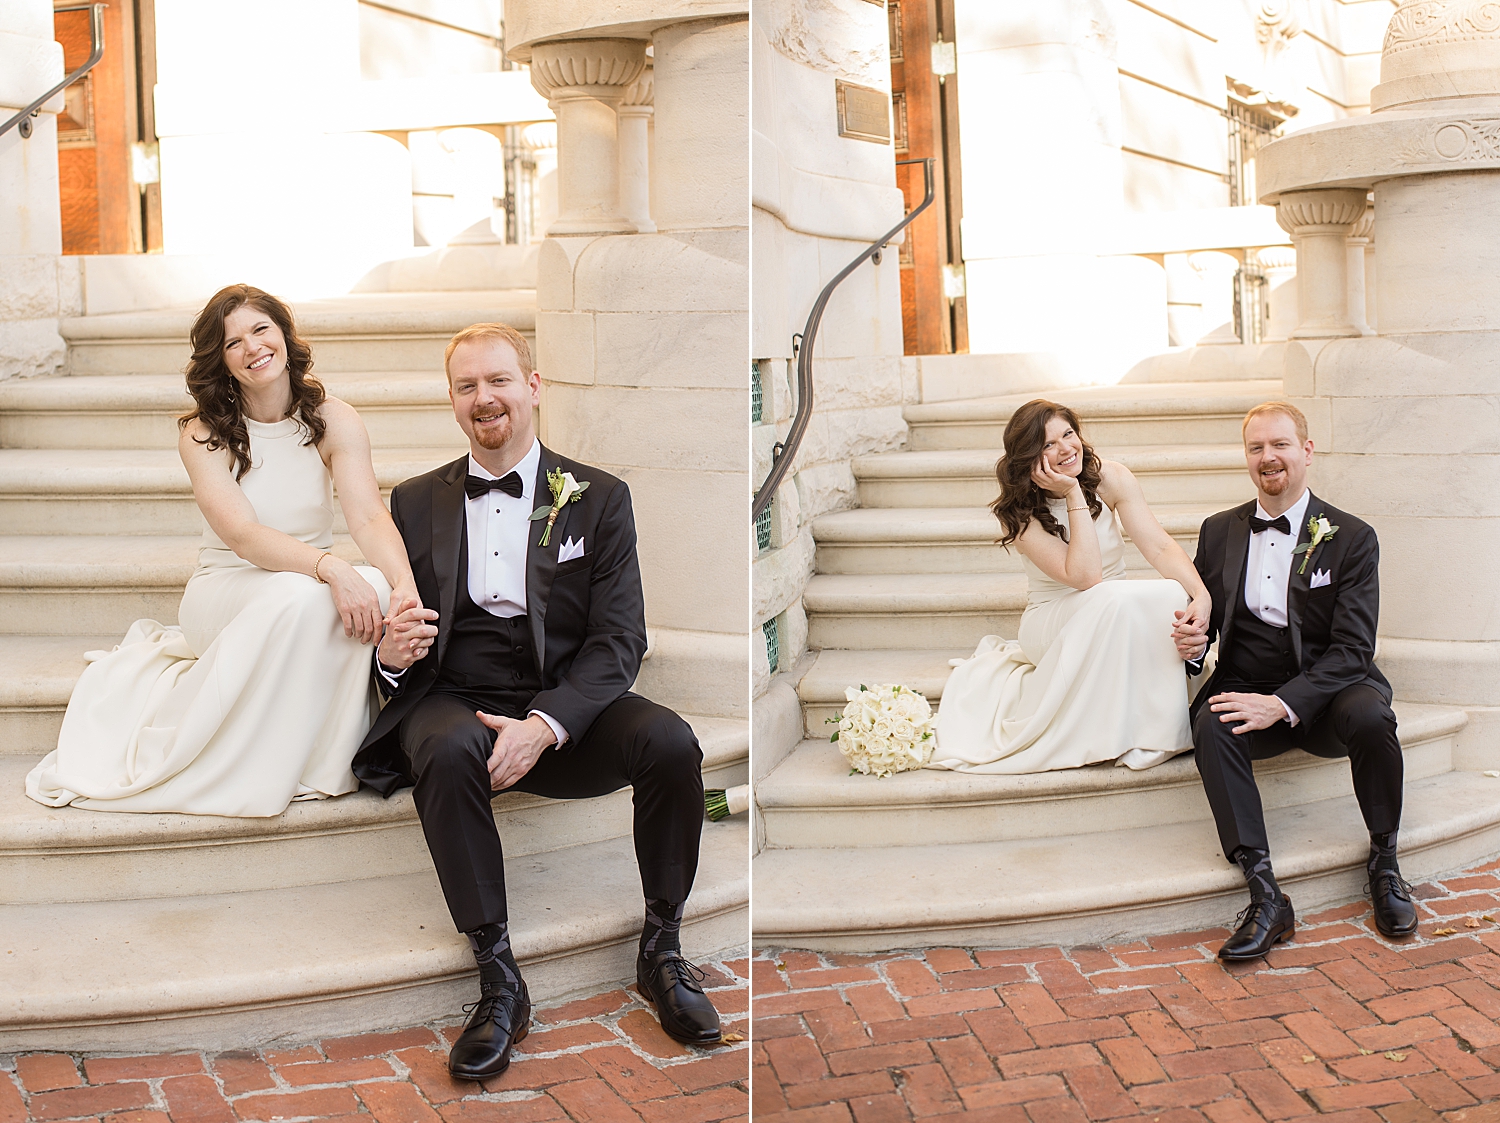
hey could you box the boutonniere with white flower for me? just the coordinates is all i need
[826,683,936,777]
[1292,513,1339,574]
[530,467,589,546]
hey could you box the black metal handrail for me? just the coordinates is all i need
[2,3,106,140]
[752,156,936,523]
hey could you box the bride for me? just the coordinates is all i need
[26,284,430,817]
[930,399,1210,774]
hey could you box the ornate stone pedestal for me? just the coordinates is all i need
[1258,0,1500,759]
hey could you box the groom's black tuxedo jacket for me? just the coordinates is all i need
[352,445,648,796]
[1189,491,1391,729]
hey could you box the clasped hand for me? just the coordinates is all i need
[481,712,557,791]
[1171,595,1211,662]
[377,588,438,670]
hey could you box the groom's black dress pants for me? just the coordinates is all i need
[1194,678,1402,862]
[395,599,703,933]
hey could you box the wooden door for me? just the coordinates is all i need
[55,0,160,255]
[889,0,967,354]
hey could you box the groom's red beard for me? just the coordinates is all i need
[1258,462,1289,494]
[470,410,512,449]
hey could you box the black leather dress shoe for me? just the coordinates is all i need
[449,981,531,1079]
[636,951,722,1045]
[1218,895,1296,961]
[1368,868,1418,937]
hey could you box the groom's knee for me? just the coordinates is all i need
[406,710,493,785]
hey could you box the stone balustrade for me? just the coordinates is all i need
[1274,188,1370,338]
[529,38,649,235]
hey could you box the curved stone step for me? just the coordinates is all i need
[0,707,746,906]
[903,381,1283,451]
[760,702,1463,848]
[854,445,1256,509]
[0,373,469,450]
[0,816,747,1052]
[805,572,1029,649]
[0,447,461,534]
[60,291,537,376]
[811,504,1214,575]
[751,763,1500,951]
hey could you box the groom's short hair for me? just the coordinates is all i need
[1242,401,1308,444]
[444,323,534,383]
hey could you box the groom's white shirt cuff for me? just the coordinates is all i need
[374,661,569,746]
[1277,695,1299,727]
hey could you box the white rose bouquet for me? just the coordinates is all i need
[827,684,936,777]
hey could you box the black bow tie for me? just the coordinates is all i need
[465,472,524,500]
[1249,514,1291,535]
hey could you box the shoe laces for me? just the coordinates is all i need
[462,983,515,1025]
[1366,867,1413,902]
[1233,896,1280,930]
[648,954,708,995]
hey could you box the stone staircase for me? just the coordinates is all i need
[753,366,1500,951]
[0,293,748,1050]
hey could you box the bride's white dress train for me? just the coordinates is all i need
[25,416,390,816]
[930,496,1195,775]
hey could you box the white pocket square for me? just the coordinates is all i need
[558,536,585,563]
[1310,568,1332,589]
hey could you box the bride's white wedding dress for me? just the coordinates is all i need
[929,495,1194,774]
[25,416,391,816]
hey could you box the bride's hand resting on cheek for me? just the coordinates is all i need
[1031,455,1081,500]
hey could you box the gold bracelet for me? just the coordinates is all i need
[1066,504,1088,512]
[312,552,333,583]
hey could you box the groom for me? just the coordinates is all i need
[1174,402,1413,961]
[352,323,722,1079]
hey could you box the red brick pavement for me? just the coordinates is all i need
[753,861,1500,1123]
[2,956,747,1123]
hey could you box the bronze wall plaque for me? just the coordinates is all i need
[836,80,891,144]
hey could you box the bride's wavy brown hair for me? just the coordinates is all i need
[178,284,326,480]
[991,399,1103,550]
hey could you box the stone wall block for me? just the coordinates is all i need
[1310,331,1500,398]
[536,311,597,385]
[1368,515,1500,641]
[0,255,62,318]
[544,384,745,473]
[793,460,858,524]
[652,17,748,232]
[635,625,750,718]
[753,525,815,624]
[1327,394,1500,455]
[626,464,747,634]
[1315,451,1500,517]
[536,235,595,312]
[0,319,65,379]
[772,476,800,546]
[752,422,780,484]
[795,406,906,469]
[573,232,746,312]
[806,355,903,413]
[593,311,746,388]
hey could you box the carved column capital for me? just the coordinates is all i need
[1275,188,1370,235]
[620,65,654,114]
[529,38,647,103]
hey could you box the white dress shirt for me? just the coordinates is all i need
[1244,487,1311,726]
[380,439,568,745]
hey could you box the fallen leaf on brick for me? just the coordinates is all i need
[1385,1052,1407,1062]
[1359,1049,1372,1055]
[721,1032,746,1043]
[1485,915,1496,922]
[1466,918,1482,928]
[1434,928,1458,936]
[1302,1055,1316,1063]
[775,962,786,971]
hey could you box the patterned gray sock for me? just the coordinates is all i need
[640,898,685,957]
[466,922,521,990]
[1234,847,1282,903]
[1369,830,1400,873]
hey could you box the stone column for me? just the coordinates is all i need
[651,18,747,232]
[1345,203,1374,336]
[1257,246,1298,342]
[529,38,646,236]
[520,123,558,243]
[0,0,71,378]
[617,65,655,234]
[1275,188,1369,338]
